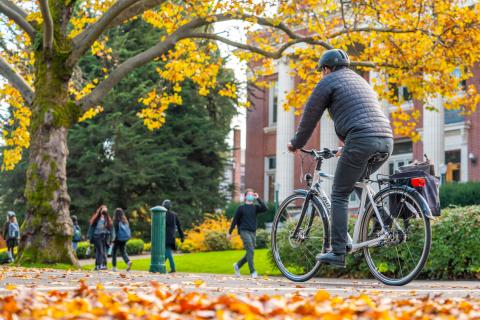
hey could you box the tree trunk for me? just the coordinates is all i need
[16,53,80,266]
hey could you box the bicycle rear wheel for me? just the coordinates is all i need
[271,193,327,282]
[361,187,432,286]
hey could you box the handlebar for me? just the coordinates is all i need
[300,147,339,160]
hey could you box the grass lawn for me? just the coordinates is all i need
[84,249,282,276]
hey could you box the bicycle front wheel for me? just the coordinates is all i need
[361,187,432,286]
[271,193,328,282]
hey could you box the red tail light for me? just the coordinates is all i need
[411,177,426,188]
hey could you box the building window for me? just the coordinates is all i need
[392,141,413,156]
[445,150,461,183]
[444,109,465,124]
[394,86,412,102]
[452,67,468,92]
[264,156,276,203]
[268,81,278,125]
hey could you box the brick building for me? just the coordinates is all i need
[245,59,480,205]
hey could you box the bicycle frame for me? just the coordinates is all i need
[301,169,387,254]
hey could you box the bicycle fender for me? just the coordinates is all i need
[293,189,308,196]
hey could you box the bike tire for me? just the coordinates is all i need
[271,193,328,282]
[361,186,432,286]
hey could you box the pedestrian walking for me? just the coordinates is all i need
[87,205,112,270]
[71,215,82,252]
[163,200,185,273]
[2,211,20,263]
[227,189,268,278]
[111,208,132,272]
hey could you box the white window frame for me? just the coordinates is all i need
[268,81,278,126]
[264,156,276,203]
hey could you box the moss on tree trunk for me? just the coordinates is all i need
[16,49,81,266]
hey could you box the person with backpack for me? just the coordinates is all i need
[71,215,82,251]
[2,211,20,263]
[111,208,132,272]
[87,205,112,270]
[163,200,184,273]
[227,189,268,278]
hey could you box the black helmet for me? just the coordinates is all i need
[318,49,350,70]
[162,199,171,209]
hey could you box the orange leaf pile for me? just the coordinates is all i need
[0,281,479,319]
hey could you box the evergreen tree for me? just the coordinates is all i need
[0,20,237,239]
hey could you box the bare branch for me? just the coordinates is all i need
[185,32,332,59]
[69,0,165,66]
[0,55,34,104]
[0,0,35,38]
[39,0,54,50]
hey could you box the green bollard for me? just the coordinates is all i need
[149,205,167,273]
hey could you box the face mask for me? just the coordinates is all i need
[245,194,255,202]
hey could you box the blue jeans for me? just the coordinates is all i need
[165,245,175,272]
[72,242,78,251]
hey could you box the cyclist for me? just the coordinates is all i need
[288,49,394,267]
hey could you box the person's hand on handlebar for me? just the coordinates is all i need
[287,143,298,153]
[335,147,343,158]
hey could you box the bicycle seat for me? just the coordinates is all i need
[368,152,389,165]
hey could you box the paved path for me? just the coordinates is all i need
[1,267,479,299]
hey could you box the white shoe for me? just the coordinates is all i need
[126,261,132,272]
[233,263,241,276]
[112,267,117,272]
[251,271,258,279]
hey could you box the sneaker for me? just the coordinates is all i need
[100,265,107,270]
[316,252,346,268]
[233,263,241,276]
[112,267,117,272]
[126,261,132,272]
[251,271,258,279]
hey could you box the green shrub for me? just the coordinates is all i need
[268,205,480,279]
[126,238,145,255]
[440,182,480,208]
[0,250,10,264]
[255,229,270,249]
[144,242,151,252]
[204,230,231,251]
[76,241,92,259]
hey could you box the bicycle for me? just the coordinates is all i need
[271,147,433,286]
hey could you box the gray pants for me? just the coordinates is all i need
[331,136,393,254]
[237,230,256,274]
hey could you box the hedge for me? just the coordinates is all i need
[440,182,480,208]
[75,239,145,259]
[268,205,480,280]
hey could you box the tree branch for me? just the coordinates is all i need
[0,55,34,104]
[0,0,35,38]
[39,0,54,51]
[185,32,332,59]
[68,0,166,66]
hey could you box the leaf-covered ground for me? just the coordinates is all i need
[1,279,479,319]
[1,266,479,319]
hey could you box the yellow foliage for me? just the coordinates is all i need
[178,213,243,253]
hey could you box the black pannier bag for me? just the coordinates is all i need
[388,160,441,217]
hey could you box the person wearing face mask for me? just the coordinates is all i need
[227,189,268,278]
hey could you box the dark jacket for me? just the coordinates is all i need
[291,68,393,148]
[166,210,184,249]
[229,199,268,234]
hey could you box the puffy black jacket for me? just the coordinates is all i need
[291,68,393,148]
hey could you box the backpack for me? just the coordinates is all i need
[72,225,82,242]
[116,222,131,241]
[390,160,441,217]
[8,223,20,239]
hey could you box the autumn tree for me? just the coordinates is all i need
[0,0,479,265]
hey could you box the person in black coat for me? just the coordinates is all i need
[163,200,184,273]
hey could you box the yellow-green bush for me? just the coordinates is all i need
[178,213,243,253]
